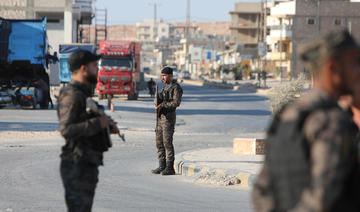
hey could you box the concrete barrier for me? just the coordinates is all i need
[203,81,234,89]
[233,138,265,155]
[181,79,204,86]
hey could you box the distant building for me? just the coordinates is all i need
[79,25,137,43]
[266,0,295,78]
[265,0,360,78]
[292,0,360,76]
[229,2,263,60]
[136,19,170,42]
[170,22,231,41]
[174,36,225,77]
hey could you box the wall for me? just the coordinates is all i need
[293,0,360,76]
[34,0,66,8]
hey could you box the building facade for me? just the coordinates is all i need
[266,0,295,78]
[0,0,95,85]
[292,0,360,76]
[136,19,170,42]
[229,2,262,60]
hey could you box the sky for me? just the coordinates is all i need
[95,0,260,25]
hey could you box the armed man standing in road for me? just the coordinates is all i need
[252,30,360,211]
[57,50,119,211]
[152,66,183,175]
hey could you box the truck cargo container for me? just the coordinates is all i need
[0,17,57,109]
[58,43,95,84]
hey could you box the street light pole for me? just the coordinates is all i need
[317,0,320,34]
[279,18,283,82]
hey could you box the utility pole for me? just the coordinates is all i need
[149,2,161,70]
[260,0,267,73]
[279,17,283,82]
[149,3,159,41]
[185,0,191,73]
[185,0,191,37]
[316,0,320,34]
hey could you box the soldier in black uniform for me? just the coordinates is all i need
[152,66,183,175]
[57,50,119,211]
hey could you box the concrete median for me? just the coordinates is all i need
[174,147,263,187]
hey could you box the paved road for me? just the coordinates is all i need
[0,81,271,211]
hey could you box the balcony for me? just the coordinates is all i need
[269,25,292,40]
[267,52,291,61]
[271,1,295,17]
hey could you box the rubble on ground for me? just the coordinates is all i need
[193,171,241,186]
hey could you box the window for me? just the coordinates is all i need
[100,57,133,70]
[47,19,60,23]
[307,18,315,25]
[334,19,341,25]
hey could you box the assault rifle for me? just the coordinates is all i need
[155,84,159,128]
[86,98,125,145]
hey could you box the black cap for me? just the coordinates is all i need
[161,66,173,75]
[68,50,101,72]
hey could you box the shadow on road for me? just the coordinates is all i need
[192,160,263,164]
[113,105,270,116]
[183,95,268,103]
[0,122,58,132]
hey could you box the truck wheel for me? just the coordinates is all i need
[99,94,105,100]
[40,98,49,109]
[32,97,37,109]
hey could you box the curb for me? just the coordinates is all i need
[174,150,258,187]
[203,81,234,89]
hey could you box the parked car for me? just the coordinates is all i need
[173,71,178,82]
[143,67,151,74]
[180,70,191,79]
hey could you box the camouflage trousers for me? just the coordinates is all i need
[60,159,99,212]
[156,113,176,161]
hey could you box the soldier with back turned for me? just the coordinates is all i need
[252,30,360,211]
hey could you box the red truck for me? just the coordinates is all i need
[96,40,141,100]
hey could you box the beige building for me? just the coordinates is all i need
[136,19,170,42]
[264,0,360,78]
[174,37,225,77]
[229,2,262,59]
[266,0,295,78]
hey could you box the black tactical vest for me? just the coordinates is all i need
[266,100,360,211]
[62,83,110,153]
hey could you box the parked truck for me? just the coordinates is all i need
[0,17,56,109]
[58,43,95,84]
[96,40,141,100]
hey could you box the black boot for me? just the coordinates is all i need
[151,160,166,174]
[161,160,175,175]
